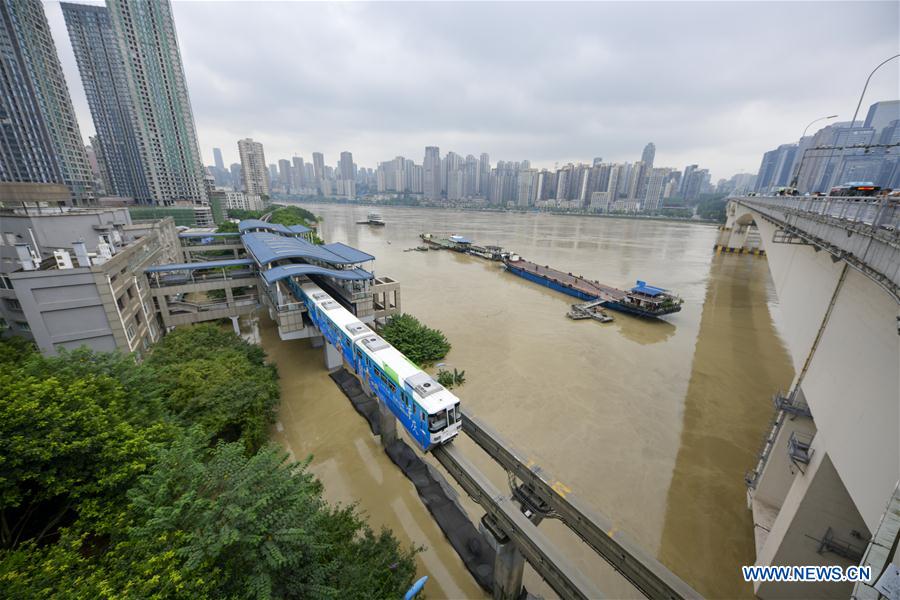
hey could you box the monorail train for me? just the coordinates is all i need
[300,282,462,451]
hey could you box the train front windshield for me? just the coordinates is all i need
[428,410,448,432]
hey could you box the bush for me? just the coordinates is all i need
[381,314,451,366]
[269,205,317,227]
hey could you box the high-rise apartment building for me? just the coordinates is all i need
[478,153,490,196]
[292,156,305,190]
[238,138,269,197]
[339,151,354,181]
[61,2,150,203]
[641,142,656,168]
[105,0,206,204]
[213,147,225,172]
[424,146,441,200]
[0,0,94,204]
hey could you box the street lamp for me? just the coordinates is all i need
[850,54,900,127]
[790,115,839,188]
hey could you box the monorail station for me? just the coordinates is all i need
[147,218,402,345]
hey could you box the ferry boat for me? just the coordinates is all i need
[358,212,385,226]
[502,255,683,318]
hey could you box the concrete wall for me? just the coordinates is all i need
[9,268,116,354]
[732,204,899,531]
[756,454,869,599]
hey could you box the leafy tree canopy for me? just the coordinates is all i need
[268,205,318,227]
[381,314,451,366]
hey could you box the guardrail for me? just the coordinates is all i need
[740,196,899,232]
[735,196,900,300]
[461,408,700,600]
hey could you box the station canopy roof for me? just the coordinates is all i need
[262,264,373,284]
[144,258,254,273]
[238,219,311,235]
[242,232,374,266]
[178,231,241,238]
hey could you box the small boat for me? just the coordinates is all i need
[357,212,385,226]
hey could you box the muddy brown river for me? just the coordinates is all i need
[254,204,794,599]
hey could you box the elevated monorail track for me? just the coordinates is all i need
[458,408,701,600]
[432,443,605,600]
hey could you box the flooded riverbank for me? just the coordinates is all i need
[258,204,793,598]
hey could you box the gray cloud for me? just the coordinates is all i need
[46,1,899,180]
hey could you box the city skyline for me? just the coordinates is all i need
[44,1,899,181]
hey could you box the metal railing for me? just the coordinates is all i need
[742,195,900,232]
[736,195,900,300]
[461,408,700,599]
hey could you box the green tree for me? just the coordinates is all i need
[0,361,169,549]
[226,209,264,220]
[268,205,318,227]
[381,314,451,366]
[146,325,279,453]
[216,220,239,233]
[105,434,417,599]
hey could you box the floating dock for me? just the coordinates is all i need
[503,256,683,319]
[566,300,614,323]
[420,233,505,261]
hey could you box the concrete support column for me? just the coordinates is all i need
[230,316,240,336]
[323,340,342,371]
[492,538,525,600]
[377,401,398,448]
[479,515,525,600]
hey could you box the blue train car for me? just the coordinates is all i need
[300,282,461,451]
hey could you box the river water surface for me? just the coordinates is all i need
[259,204,794,599]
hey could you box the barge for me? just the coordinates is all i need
[503,255,683,318]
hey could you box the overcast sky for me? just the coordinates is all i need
[45,1,899,180]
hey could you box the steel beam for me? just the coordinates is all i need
[461,408,700,600]
[432,443,604,600]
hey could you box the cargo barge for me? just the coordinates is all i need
[503,255,683,318]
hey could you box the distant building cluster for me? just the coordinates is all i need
[753,100,900,194]
[220,140,720,213]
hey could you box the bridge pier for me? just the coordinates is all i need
[323,340,342,371]
[480,515,525,600]
[377,401,398,447]
[310,334,323,348]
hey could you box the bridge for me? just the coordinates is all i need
[717,196,899,599]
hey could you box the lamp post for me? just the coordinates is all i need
[790,115,839,189]
[850,54,900,127]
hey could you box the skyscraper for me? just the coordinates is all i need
[61,2,150,202]
[641,142,656,168]
[238,138,269,197]
[0,0,94,204]
[478,153,490,196]
[424,146,441,200]
[339,151,354,181]
[213,147,225,172]
[106,0,206,204]
[292,156,305,190]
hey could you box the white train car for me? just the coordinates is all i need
[300,282,461,451]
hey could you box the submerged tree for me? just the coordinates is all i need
[381,314,451,366]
